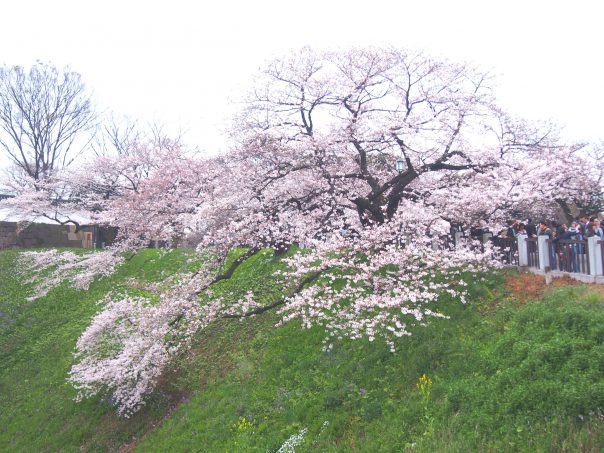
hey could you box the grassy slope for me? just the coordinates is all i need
[1,248,603,452]
[0,249,201,452]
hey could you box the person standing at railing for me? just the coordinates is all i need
[506,219,519,238]
[516,223,527,236]
[469,224,484,239]
[525,219,537,238]
[587,219,603,238]
[538,221,553,239]
[553,221,567,238]
[561,222,581,272]
[594,219,604,240]
[579,217,590,237]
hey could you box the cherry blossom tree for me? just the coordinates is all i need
[11,47,599,416]
[0,127,196,232]
[0,173,91,230]
[557,141,604,221]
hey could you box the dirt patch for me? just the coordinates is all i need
[550,275,585,288]
[505,273,547,304]
[505,272,601,304]
[584,282,604,300]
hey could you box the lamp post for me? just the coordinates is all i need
[395,159,406,173]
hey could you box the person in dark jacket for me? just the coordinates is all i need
[525,219,537,238]
[506,220,518,238]
[470,224,484,239]
[538,221,552,239]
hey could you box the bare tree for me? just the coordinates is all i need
[92,114,184,158]
[0,62,96,181]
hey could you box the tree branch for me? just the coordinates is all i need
[221,269,323,319]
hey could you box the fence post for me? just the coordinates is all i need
[517,234,528,266]
[454,231,463,247]
[588,237,601,276]
[537,236,550,272]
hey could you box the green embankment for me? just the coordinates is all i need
[0,248,603,452]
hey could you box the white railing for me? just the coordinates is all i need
[515,233,604,280]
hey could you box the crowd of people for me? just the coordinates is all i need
[498,217,603,273]
[462,216,603,272]
[501,217,603,241]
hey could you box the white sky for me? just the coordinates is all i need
[1,0,603,169]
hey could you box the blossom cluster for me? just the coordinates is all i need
[68,252,225,416]
[18,250,124,300]
[278,210,498,352]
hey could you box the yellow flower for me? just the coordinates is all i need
[416,373,433,396]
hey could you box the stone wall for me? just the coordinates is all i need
[0,222,17,249]
[0,222,116,249]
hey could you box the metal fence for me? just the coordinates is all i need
[490,236,519,265]
[547,239,590,274]
[526,237,539,268]
[548,239,590,274]
[433,233,604,278]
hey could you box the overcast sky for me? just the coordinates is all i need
[1,0,602,168]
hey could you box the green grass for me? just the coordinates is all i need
[1,248,603,452]
[0,248,201,452]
